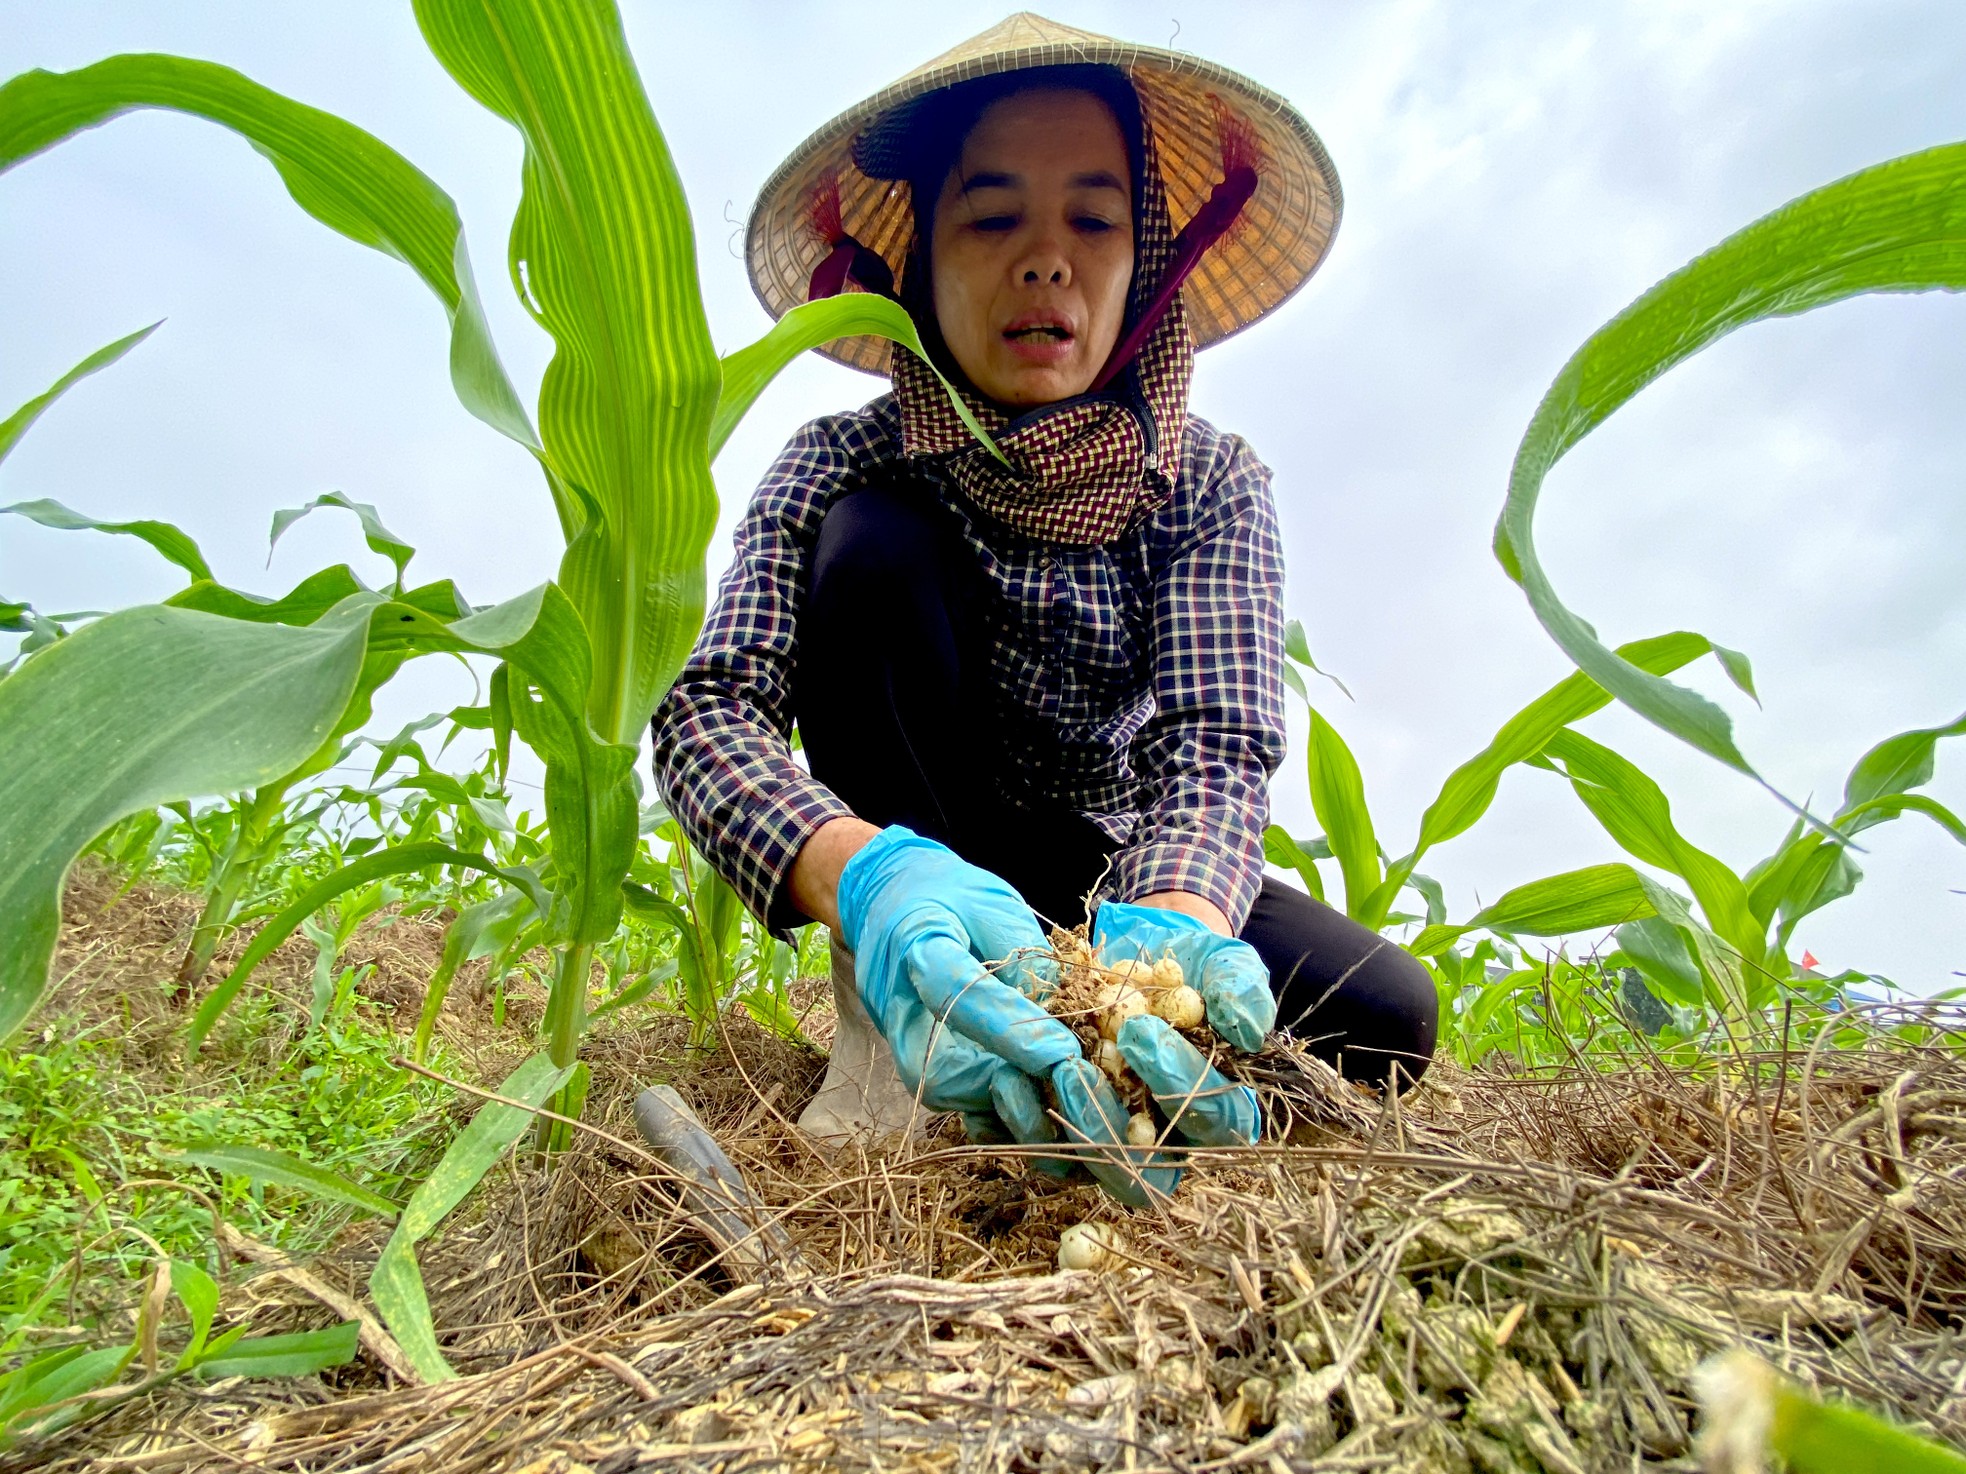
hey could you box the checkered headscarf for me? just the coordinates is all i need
[886,116,1195,547]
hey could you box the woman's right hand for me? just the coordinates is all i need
[830,824,1179,1205]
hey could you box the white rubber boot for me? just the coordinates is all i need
[796,932,926,1148]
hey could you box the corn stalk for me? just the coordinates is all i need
[0,0,989,1380]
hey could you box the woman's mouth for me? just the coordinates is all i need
[1002,312,1076,364]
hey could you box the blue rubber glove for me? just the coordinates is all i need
[1092,900,1277,1050]
[838,827,1169,1200]
[1091,900,1273,1151]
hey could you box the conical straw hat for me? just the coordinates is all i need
[746,11,1343,374]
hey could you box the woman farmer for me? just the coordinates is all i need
[652,14,1436,1200]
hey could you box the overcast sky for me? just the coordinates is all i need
[3,2,1961,987]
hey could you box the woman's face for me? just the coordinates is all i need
[930,88,1135,408]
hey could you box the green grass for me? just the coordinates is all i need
[0,994,451,1352]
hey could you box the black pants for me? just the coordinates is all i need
[790,477,1438,1091]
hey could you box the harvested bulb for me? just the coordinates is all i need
[1151,956,1185,992]
[1058,1222,1122,1272]
[1095,981,1149,1038]
[1126,1111,1159,1148]
[1150,983,1206,1030]
[1092,1038,1129,1082]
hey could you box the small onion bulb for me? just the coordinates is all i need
[1126,1111,1160,1148]
[1150,983,1207,1030]
[1058,1222,1121,1272]
[1151,956,1185,992]
[1095,982,1149,1038]
[1092,1038,1130,1081]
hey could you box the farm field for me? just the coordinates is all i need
[2,3,1963,1471]
[5,853,1966,1471]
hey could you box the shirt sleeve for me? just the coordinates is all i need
[649,420,858,934]
[1102,434,1289,931]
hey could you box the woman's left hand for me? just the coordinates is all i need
[1093,899,1277,1053]
[1089,898,1274,1154]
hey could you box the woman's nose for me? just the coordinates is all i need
[1015,231,1071,287]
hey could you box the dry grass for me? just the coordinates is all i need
[12,877,1966,1472]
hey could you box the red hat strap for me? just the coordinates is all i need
[805,172,896,302]
[1091,104,1261,393]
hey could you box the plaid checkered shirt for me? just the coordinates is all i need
[649,393,1288,935]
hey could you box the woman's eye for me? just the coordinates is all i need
[972,214,1018,233]
[1075,216,1120,234]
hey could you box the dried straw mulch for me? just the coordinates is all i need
[19,981,1966,1474]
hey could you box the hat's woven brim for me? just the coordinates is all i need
[745,13,1343,375]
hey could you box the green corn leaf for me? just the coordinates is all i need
[0,322,159,469]
[169,570,470,630]
[412,886,536,1061]
[712,294,1004,463]
[1631,874,1754,1015]
[301,915,339,1035]
[168,1261,219,1367]
[588,956,678,1020]
[187,838,536,1051]
[1754,783,1963,951]
[168,565,370,624]
[0,1344,131,1436]
[0,1346,93,1428]
[1842,711,1966,814]
[1617,916,1708,1007]
[306,582,637,951]
[1543,728,1765,971]
[166,574,476,808]
[368,711,452,779]
[488,661,514,782]
[1461,968,1543,1050]
[413,0,719,749]
[373,584,638,945]
[171,1143,402,1219]
[1841,792,1966,844]
[698,858,744,972]
[1409,862,1655,957]
[1280,617,1353,699]
[0,601,372,1043]
[1262,825,1327,903]
[738,974,809,1040]
[269,492,415,591]
[620,880,688,927]
[1696,1349,1966,1474]
[1,497,213,584]
[0,55,537,454]
[1746,813,1819,928]
[1493,142,1966,799]
[1407,871,1447,928]
[1769,841,1863,953]
[370,1051,572,1383]
[1304,708,1380,920]
[1397,631,1722,886]
[192,1322,359,1380]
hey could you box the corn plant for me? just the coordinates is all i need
[1265,623,1752,936]
[1493,141,1966,802]
[0,1260,355,1449]
[1275,626,1958,1030]
[1406,141,1966,1017]
[0,0,993,1381]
